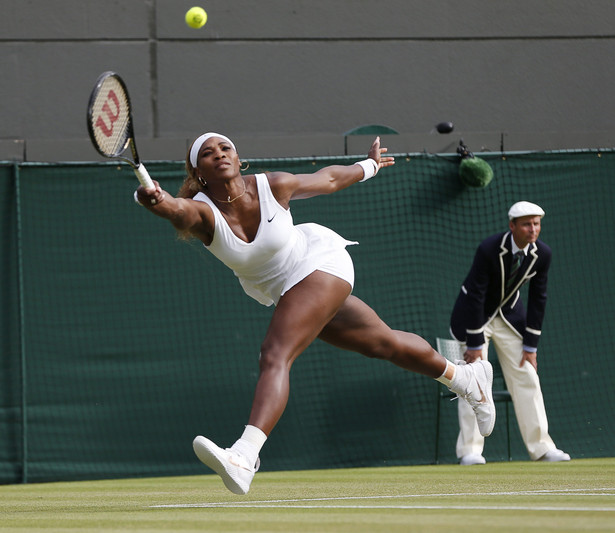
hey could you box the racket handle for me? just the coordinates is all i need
[133,163,155,189]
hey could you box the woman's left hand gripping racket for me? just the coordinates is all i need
[87,71,154,190]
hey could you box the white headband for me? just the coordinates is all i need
[189,132,237,168]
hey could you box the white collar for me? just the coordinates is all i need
[511,238,530,256]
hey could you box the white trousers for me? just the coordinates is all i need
[456,315,556,460]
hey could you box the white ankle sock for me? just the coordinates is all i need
[435,360,456,388]
[448,362,473,395]
[230,425,267,466]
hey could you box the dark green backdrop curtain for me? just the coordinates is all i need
[1,151,613,483]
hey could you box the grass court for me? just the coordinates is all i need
[1,458,613,532]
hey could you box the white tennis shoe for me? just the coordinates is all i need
[538,449,571,462]
[455,360,496,437]
[193,435,260,495]
[460,453,487,465]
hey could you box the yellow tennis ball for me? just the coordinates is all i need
[185,7,207,29]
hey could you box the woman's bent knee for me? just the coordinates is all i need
[259,345,294,373]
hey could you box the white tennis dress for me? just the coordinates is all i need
[192,173,357,306]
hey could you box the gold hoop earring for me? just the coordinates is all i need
[197,176,207,187]
[240,161,250,172]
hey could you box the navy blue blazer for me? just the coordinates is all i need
[450,231,551,349]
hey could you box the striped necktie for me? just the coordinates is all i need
[507,251,524,291]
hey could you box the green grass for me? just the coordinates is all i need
[1,458,614,532]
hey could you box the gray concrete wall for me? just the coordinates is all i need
[2,0,615,161]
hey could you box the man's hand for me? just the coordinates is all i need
[521,350,538,371]
[463,348,483,364]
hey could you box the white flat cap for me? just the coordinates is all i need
[508,201,545,220]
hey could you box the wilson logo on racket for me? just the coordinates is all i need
[95,90,121,138]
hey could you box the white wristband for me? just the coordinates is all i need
[133,190,144,206]
[354,159,379,182]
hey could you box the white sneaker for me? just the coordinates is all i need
[538,449,571,462]
[455,360,496,437]
[193,436,260,495]
[460,453,487,465]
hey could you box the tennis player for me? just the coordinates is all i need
[134,133,495,494]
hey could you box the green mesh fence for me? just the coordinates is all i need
[1,151,614,484]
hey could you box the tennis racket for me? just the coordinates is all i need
[87,71,154,189]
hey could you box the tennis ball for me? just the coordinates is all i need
[185,7,207,29]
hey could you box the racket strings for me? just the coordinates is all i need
[90,76,132,157]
